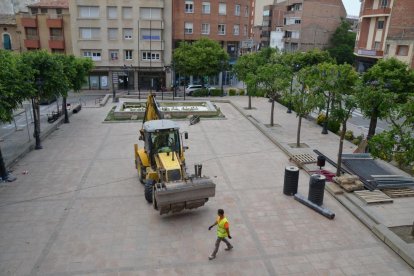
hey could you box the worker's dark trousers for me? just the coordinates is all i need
[211,237,232,257]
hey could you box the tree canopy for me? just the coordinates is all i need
[326,20,356,65]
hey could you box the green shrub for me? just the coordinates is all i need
[210,89,222,96]
[316,113,326,126]
[352,138,360,145]
[229,89,237,96]
[344,130,354,141]
[192,89,209,97]
[238,89,245,95]
[327,120,341,133]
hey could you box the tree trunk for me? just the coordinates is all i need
[367,108,378,140]
[270,99,275,126]
[248,95,252,109]
[0,147,8,180]
[336,122,347,176]
[297,116,302,148]
[32,98,42,150]
[62,96,69,123]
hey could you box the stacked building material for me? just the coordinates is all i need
[333,175,364,192]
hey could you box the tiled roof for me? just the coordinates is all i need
[0,14,16,25]
[28,0,68,9]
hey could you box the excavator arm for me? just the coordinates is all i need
[142,93,163,124]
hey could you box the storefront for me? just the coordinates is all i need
[82,72,109,90]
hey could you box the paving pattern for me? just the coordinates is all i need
[0,100,413,275]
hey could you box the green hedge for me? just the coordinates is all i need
[229,89,237,96]
[238,89,245,95]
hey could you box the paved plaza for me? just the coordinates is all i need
[0,97,413,275]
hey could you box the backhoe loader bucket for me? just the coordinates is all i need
[154,177,216,215]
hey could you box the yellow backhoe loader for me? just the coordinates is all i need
[134,94,216,214]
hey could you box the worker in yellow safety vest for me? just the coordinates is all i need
[208,209,233,260]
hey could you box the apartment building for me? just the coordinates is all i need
[69,0,172,91]
[258,0,346,52]
[355,0,414,71]
[15,0,72,54]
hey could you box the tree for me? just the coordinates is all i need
[357,58,414,141]
[256,62,291,126]
[0,50,31,180]
[234,48,276,109]
[328,64,359,176]
[326,20,356,65]
[288,68,324,147]
[369,96,414,168]
[54,55,93,123]
[173,38,229,88]
[19,50,67,149]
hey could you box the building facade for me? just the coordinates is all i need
[355,0,414,71]
[15,0,72,54]
[0,14,22,52]
[258,0,346,52]
[69,0,173,91]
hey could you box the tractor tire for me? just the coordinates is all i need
[144,180,154,203]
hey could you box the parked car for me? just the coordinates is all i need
[185,84,213,96]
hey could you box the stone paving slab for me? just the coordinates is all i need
[0,99,413,275]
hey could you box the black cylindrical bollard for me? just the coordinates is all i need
[72,104,82,114]
[308,174,326,206]
[317,155,326,168]
[283,166,299,196]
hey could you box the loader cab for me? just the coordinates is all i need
[143,120,181,165]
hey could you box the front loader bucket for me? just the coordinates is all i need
[154,177,216,215]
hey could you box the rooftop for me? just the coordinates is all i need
[27,0,68,9]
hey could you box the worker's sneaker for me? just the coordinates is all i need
[225,246,233,251]
[208,255,216,260]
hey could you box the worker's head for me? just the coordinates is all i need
[217,209,224,217]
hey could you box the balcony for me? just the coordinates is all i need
[49,36,65,49]
[362,7,391,17]
[24,35,40,49]
[47,18,63,28]
[356,48,384,57]
[21,17,37,28]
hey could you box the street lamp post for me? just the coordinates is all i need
[288,64,300,113]
[123,64,132,95]
[220,60,225,97]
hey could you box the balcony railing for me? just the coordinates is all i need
[26,34,39,40]
[356,48,384,57]
[47,18,63,28]
[24,38,40,49]
[21,17,37,27]
[50,35,64,41]
[49,39,65,49]
[362,7,391,16]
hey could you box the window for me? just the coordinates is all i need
[79,6,99,18]
[26,27,38,39]
[83,50,101,61]
[243,25,247,36]
[50,28,63,40]
[140,8,162,19]
[142,51,160,60]
[79,28,100,40]
[185,22,193,34]
[374,42,381,50]
[56,8,62,15]
[235,5,240,16]
[245,6,249,17]
[385,44,390,54]
[122,7,132,19]
[218,24,226,35]
[202,2,210,14]
[396,45,409,56]
[123,28,133,40]
[295,19,301,24]
[141,29,161,40]
[2,34,11,50]
[109,50,119,60]
[125,50,133,60]
[185,1,194,13]
[219,3,226,15]
[377,21,384,29]
[40,8,47,14]
[107,6,117,19]
[108,28,118,40]
[30,8,38,14]
[201,23,210,34]
[380,0,388,8]
[233,25,240,35]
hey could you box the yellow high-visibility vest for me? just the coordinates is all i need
[217,217,229,238]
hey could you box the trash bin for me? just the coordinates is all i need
[317,155,326,168]
[283,166,299,196]
[308,174,326,206]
